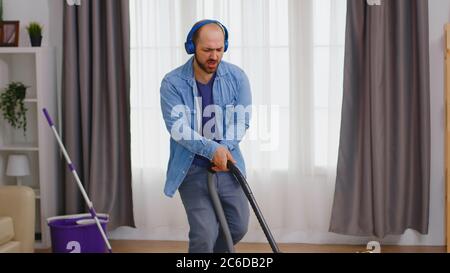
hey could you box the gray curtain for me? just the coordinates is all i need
[329,0,430,237]
[62,0,135,229]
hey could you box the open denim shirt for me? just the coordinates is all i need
[160,57,252,197]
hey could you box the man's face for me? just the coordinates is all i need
[194,24,225,74]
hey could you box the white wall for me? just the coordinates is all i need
[425,0,449,246]
[3,0,448,246]
[2,0,63,49]
[3,0,50,47]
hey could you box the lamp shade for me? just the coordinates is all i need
[6,154,30,177]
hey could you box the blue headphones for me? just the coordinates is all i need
[185,19,229,55]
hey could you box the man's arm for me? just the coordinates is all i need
[160,78,221,161]
[220,71,252,151]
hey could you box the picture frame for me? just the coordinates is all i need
[0,21,20,47]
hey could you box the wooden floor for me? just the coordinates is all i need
[36,240,446,253]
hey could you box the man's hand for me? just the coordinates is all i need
[211,146,236,172]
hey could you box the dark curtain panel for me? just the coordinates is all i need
[62,0,135,229]
[329,0,430,237]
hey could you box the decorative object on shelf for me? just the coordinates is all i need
[26,22,43,47]
[0,21,20,46]
[0,0,19,47]
[6,154,31,186]
[0,81,29,134]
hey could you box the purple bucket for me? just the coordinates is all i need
[47,213,109,253]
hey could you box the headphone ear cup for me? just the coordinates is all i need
[224,40,228,52]
[185,41,195,55]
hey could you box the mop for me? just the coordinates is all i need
[42,108,113,253]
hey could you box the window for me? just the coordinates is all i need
[127,0,347,242]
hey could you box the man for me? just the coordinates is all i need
[160,19,252,253]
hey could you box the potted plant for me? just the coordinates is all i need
[26,22,43,47]
[0,82,29,134]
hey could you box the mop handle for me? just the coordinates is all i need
[42,108,112,253]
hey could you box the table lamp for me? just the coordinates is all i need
[6,154,30,186]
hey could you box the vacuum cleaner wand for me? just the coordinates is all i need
[227,161,280,253]
[42,108,113,253]
[209,161,281,253]
[207,172,235,253]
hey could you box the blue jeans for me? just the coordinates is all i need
[178,164,250,253]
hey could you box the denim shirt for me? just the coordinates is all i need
[160,57,252,197]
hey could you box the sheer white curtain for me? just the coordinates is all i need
[111,0,352,244]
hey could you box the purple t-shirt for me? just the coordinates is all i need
[193,73,219,167]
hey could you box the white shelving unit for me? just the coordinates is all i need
[0,47,61,249]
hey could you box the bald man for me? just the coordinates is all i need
[160,20,252,253]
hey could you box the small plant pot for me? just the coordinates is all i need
[30,35,42,47]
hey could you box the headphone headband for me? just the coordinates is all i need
[185,19,229,55]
